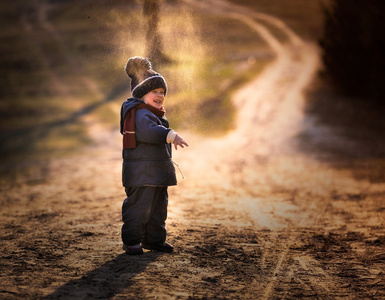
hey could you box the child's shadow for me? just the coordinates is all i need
[44,252,163,299]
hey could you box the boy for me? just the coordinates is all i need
[120,56,188,255]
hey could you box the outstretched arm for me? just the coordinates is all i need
[167,130,189,150]
[173,134,189,150]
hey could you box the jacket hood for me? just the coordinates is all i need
[120,97,145,134]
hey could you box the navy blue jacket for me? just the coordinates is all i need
[120,98,177,187]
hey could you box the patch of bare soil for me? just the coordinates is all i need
[1,0,385,299]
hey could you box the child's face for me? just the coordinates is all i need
[142,88,165,110]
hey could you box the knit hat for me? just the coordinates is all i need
[124,56,167,99]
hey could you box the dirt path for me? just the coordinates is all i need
[1,0,385,299]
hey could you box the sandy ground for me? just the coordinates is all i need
[1,0,385,299]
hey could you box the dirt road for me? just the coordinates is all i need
[1,0,385,299]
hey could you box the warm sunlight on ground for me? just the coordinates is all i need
[1,0,384,299]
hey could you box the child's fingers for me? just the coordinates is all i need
[174,142,185,150]
[179,138,188,147]
[173,135,188,150]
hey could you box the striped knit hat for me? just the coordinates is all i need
[124,56,167,99]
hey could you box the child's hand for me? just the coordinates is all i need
[173,134,189,150]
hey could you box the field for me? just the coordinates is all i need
[0,0,326,172]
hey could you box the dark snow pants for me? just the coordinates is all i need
[121,186,168,246]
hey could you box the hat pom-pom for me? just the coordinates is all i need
[125,56,152,78]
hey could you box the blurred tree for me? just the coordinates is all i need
[320,0,385,104]
[143,0,170,65]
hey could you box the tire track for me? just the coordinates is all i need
[176,1,382,298]
[261,236,294,300]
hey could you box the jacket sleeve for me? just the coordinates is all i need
[135,110,171,144]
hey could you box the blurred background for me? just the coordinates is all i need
[0,0,384,183]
